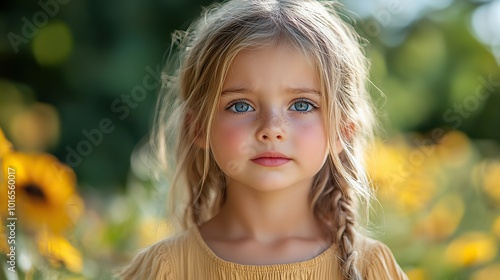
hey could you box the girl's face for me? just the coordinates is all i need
[209,44,329,192]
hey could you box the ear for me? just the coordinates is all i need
[195,133,207,150]
[333,122,356,155]
[186,110,207,149]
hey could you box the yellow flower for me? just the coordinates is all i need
[366,138,411,191]
[416,194,464,240]
[405,267,428,280]
[0,128,13,158]
[366,137,437,213]
[471,263,500,280]
[445,232,497,267]
[398,174,436,213]
[483,161,500,204]
[435,130,474,168]
[0,220,9,254]
[493,216,500,239]
[0,152,83,234]
[9,103,60,152]
[37,230,82,273]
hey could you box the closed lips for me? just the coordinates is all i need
[250,152,292,167]
[251,152,290,159]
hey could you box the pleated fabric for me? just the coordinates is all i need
[118,226,407,280]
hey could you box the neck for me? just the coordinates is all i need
[215,177,326,244]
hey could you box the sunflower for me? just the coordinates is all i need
[0,220,9,254]
[471,263,500,280]
[493,216,500,239]
[37,230,83,273]
[0,152,84,234]
[0,128,13,158]
[445,232,497,267]
[404,268,428,280]
[483,161,500,204]
[415,193,464,240]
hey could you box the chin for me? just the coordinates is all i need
[253,186,287,193]
[250,180,294,192]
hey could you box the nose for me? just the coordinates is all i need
[256,114,287,142]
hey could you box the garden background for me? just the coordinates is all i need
[1,0,500,279]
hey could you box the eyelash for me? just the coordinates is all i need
[226,98,256,115]
[292,98,320,113]
[225,98,319,115]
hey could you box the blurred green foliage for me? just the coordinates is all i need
[1,0,217,190]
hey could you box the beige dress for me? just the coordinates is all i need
[119,226,408,279]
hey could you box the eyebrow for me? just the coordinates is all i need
[221,87,321,96]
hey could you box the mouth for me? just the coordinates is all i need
[251,151,291,167]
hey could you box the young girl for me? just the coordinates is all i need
[121,0,407,279]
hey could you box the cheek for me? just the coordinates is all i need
[294,118,327,155]
[211,117,253,160]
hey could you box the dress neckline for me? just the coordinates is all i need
[190,225,338,271]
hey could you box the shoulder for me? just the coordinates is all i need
[117,229,194,280]
[355,235,408,280]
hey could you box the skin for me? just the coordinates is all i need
[199,44,342,265]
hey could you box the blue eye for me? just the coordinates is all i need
[227,101,255,114]
[290,100,317,113]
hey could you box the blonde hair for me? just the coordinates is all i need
[152,0,376,279]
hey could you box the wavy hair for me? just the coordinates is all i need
[152,0,376,279]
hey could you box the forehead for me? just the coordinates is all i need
[222,44,320,91]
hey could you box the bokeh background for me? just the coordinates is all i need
[1,0,499,279]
